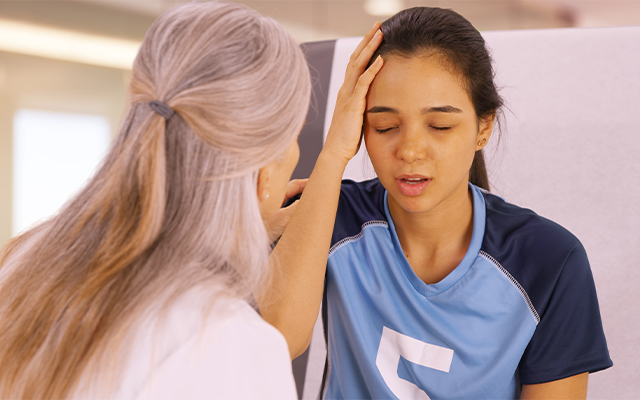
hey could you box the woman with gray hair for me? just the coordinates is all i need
[0,2,313,398]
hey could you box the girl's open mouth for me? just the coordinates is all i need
[396,176,431,196]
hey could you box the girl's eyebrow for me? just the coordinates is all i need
[366,105,463,114]
[422,105,463,114]
[366,106,397,114]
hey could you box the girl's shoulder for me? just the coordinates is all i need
[480,190,583,257]
[479,190,596,323]
[332,179,388,246]
[338,178,385,208]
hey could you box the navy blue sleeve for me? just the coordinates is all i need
[331,179,386,246]
[481,192,612,384]
[518,242,613,384]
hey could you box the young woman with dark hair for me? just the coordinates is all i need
[263,7,612,399]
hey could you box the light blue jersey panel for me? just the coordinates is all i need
[324,186,538,399]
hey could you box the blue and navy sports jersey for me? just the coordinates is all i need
[321,179,612,400]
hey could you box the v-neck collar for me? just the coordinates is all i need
[383,183,486,297]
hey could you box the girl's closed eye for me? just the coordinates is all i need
[430,125,451,131]
[375,126,396,134]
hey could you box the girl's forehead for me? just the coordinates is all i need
[368,53,472,109]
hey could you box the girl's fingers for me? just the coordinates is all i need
[343,28,383,91]
[354,30,383,74]
[323,55,384,163]
[322,26,384,163]
[350,21,381,64]
[352,55,384,101]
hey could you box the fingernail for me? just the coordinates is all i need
[376,55,383,63]
[372,21,380,29]
[374,29,382,39]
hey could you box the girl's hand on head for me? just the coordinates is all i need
[322,22,384,166]
[265,179,307,243]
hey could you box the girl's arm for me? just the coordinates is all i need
[521,373,588,400]
[259,23,384,359]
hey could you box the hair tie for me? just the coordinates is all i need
[149,100,175,120]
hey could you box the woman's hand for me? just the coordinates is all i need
[265,179,307,243]
[322,22,385,166]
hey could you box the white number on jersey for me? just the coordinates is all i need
[376,326,454,400]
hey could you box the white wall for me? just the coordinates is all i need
[483,26,640,400]
[0,51,128,246]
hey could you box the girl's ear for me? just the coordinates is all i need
[476,114,495,151]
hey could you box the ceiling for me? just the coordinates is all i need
[1,0,639,45]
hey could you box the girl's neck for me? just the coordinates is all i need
[388,182,474,284]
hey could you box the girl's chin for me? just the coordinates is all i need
[388,192,437,215]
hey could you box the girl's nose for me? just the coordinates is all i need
[396,130,427,163]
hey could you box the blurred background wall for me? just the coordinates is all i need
[1,0,640,246]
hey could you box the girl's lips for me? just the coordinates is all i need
[396,176,431,196]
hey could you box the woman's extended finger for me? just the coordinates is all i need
[266,201,299,243]
[282,179,308,205]
[343,29,383,91]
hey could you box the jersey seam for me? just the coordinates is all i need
[328,220,389,257]
[479,250,541,324]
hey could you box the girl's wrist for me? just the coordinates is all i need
[317,147,351,171]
